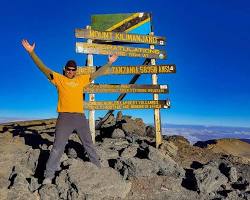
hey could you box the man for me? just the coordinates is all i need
[21,39,118,184]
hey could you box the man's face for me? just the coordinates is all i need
[65,67,76,79]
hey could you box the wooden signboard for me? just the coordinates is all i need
[83,84,168,93]
[76,64,176,75]
[76,42,166,59]
[84,100,170,110]
[75,29,166,45]
[76,13,176,149]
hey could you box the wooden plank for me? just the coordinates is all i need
[150,31,163,148]
[86,26,96,143]
[75,29,166,45]
[76,66,96,75]
[76,42,166,59]
[83,84,168,93]
[84,100,170,110]
[77,64,176,75]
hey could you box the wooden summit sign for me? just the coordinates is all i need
[75,29,166,45]
[76,42,166,59]
[84,100,170,110]
[83,84,168,93]
[76,64,176,75]
[76,12,176,148]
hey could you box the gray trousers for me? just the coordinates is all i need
[44,112,101,179]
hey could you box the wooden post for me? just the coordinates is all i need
[150,32,162,148]
[86,26,96,143]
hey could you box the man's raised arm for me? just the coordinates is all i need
[89,55,118,82]
[21,39,53,80]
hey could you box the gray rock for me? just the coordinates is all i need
[120,145,138,159]
[7,188,38,200]
[39,143,48,150]
[140,141,149,149]
[0,176,9,189]
[159,140,178,157]
[12,136,25,144]
[231,178,249,191]
[39,184,60,200]
[125,134,140,144]
[244,192,250,200]
[7,173,37,200]
[113,140,130,151]
[62,158,75,168]
[121,117,146,136]
[65,159,131,199]
[194,165,228,194]
[60,153,69,163]
[41,133,54,143]
[218,162,238,183]
[96,146,119,167]
[69,133,81,144]
[229,166,238,182]
[96,145,119,161]
[99,138,129,151]
[9,172,29,189]
[226,190,243,200]
[148,146,185,177]
[111,128,125,139]
[9,165,32,184]
[55,170,70,200]
[67,148,78,159]
[101,114,116,128]
[145,125,155,138]
[28,177,40,192]
[115,157,159,179]
[21,148,40,174]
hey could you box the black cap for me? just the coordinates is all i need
[65,60,77,69]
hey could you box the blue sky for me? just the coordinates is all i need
[0,0,250,127]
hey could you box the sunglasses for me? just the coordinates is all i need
[66,68,76,72]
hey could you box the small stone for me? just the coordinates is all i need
[159,140,178,157]
[39,184,60,200]
[120,146,138,158]
[67,148,77,159]
[145,125,155,138]
[39,143,48,150]
[229,167,238,182]
[28,177,40,192]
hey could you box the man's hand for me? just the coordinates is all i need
[108,54,118,64]
[22,39,35,53]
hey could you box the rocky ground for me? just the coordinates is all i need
[0,112,249,200]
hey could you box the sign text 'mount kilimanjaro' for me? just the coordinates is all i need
[84,100,170,110]
[76,42,166,59]
[83,84,168,93]
[76,64,176,75]
[75,29,166,45]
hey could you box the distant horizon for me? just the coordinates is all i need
[1,116,250,129]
